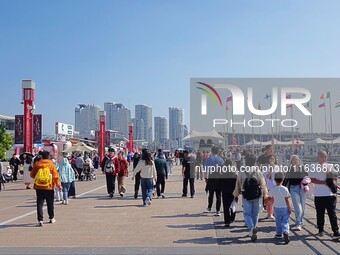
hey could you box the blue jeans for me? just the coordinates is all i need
[242,198,260,230]
[141,178,154,205]
[61,182,71,201]
[290,184,306,225]
[274,207,290,236]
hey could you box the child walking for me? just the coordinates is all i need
[267,172,292,244]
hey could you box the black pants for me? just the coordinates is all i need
[182,177,195,197]
[105,174,116,195]
[77,168,83,180]
[13,168,18,181]
[222,192,235,224]
[68,181,76,197]
[134,172,141,193]
[314,196,339,233]
[36,189,54,221]
[208,189,222,212]
[156,174,166,196]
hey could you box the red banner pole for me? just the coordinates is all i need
[128,123,134,152]
[99,111,106,165]
[22,80,35,153]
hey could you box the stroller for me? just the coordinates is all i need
[82,163,96,181]
[1,167,13,190]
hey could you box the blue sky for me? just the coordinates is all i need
[1,0,340,134]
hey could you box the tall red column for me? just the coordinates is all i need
[128,123,134,152]
[99,111,106,165]
[22,80,35,153]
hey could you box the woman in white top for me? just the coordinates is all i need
[23,154,34,189]
[133,149,157,206]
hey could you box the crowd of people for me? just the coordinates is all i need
[0,144,339,245]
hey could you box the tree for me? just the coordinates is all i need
[0,124,13,159]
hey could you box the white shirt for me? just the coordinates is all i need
[134,160,157,179]
[309,163,335,197]
[269,185,290,208]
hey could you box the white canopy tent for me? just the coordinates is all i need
[183,130,224,141]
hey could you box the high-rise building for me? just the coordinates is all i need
[74,104,100,138]
[154,117,168,146]
[104,102,131,137]
[135,104,152,143]
[169,107,184,146]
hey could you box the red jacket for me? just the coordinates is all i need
[101,156,120,175]
[118,158,129,177]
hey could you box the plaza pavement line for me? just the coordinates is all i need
[0,184,106,227]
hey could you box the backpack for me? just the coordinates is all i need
[104,157,115,173]
[242,172,262,200]
[34,167,52,187]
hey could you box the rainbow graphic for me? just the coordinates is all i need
[196,82,222,106]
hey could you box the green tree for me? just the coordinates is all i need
[0,124,13,159]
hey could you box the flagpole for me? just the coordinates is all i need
[252,112,254,154]
[323,99,327,134]
[310,98,314,139]
[291,106,294,152]
[328,93,333,152]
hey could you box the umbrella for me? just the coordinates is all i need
[62,142,96,153]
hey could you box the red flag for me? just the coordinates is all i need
[320,93,325,100]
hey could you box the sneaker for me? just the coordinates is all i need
[120,193,124,197]
[190,195,194,198]
[181,194,187,197]
[134,192,138,199]
[206,207,212,212]
[109,193,113,199]
[292,225,302,231]
[49,218,56,224]
[266,215,275,220]
[146,197,152,206]
[37,221,43,227]
[316,231,325,237]
[275,234,283,239]
[332,232,340,240]
[161,193,165,198]
[224,223,231,228]
[250,227,258,242]
[215,211,221,216]
[64,200,69,205]
[283,232,290,244]
[143,204,149,207]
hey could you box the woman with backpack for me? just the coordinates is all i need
[58,157,75,205]
[233,154,268,242]
[101,147,120,198]
[133,149,157,206]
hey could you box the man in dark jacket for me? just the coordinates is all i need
[101,147,120,198]
[9,154,21,182]
[154,149,168,198]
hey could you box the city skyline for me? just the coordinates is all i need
[2,1,340,135]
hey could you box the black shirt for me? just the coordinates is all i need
[182,156,195,178]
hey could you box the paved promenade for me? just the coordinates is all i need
[0,165,339,255]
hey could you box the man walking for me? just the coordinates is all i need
[310,150,340,239]
[30,151,62,227]
[101,147,120,198]
[154,149,168,198]
[182,150,196,198]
